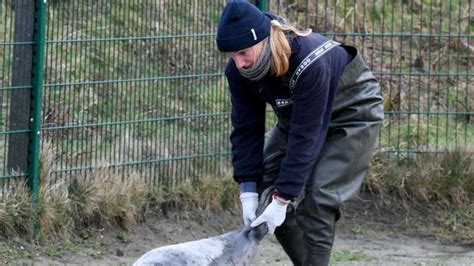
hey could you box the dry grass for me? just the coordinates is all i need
[366,149,473,208]
[0,141,239,241]
[36,142,72,240]
[68,168,148,230]
[0,177,34,238]
[1,143,472,244]
[0,142,149,241]
[364,149,474,242]
[154,176,240,218]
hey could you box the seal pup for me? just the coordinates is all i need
[133,187,275,266]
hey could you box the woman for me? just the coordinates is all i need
[215,1,384,265]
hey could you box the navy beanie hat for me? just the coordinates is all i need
[216,0,271,52]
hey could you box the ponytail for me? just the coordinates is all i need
[269,20,312,76]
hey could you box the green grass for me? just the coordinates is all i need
[42,114,231,181]
[0,244,30,260]
[331,249,376,263]
[40,245,61,257]
[433,199,474,242]
[0,1,14,82]
[380,119,473,152]
[0,138,4,176]
[304,0,471,35]
[3,0,472,183]
[0,238,108,262]
[0,0,473,256]
[0,2,14,180]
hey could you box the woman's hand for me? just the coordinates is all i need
[239,192,259,226]
[250,195,289,234]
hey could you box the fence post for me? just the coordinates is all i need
[28,0,47,235]
[7,0,35,174]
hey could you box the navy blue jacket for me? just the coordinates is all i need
[225,32,352,199]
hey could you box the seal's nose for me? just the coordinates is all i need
[250,223,268,241]
[247,185,275,242]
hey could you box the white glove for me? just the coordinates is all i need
[239,192,259,226]
[250,195,289,234]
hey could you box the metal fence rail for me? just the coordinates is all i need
[1,0,473,195]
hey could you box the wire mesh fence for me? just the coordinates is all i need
[1,0,473,195]
[276,0,473,155]
[40,1,230,187]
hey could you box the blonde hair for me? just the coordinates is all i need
[269,20,312,76]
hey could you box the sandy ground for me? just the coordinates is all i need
[255,233,474,265]
[5,208,473,266]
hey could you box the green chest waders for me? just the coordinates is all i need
[260,46,384,266]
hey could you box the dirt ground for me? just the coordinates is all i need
[4,199,474,265]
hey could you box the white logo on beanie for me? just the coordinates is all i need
[251,29,257,40]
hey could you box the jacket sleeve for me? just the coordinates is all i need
[274,61,337,199]
[225,61,267,184]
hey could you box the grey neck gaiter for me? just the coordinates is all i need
[239,37,271,81]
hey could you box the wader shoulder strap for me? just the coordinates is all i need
[289,40,341,92]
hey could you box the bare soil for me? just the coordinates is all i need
[3,197,473,265]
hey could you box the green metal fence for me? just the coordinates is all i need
[1,0,473,195]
